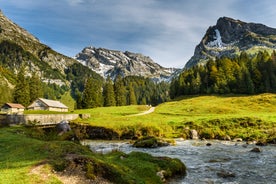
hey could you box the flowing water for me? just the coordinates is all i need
[81,140,276,184]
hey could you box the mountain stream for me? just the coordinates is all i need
[81,139,276,184]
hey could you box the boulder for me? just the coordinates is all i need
[133,136,169,148]
[206,143,212,146]
[190,129,199,140]
[56,120,71,135]
[224,135,231,141]
[256,141,267,146]
[217,170,235,178]
[233,138,243,142]
[250,147,261,153]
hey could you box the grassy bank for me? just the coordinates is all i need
[73,93,276,142]
[0,126,186,184]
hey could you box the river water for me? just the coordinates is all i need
[81,139,276,184]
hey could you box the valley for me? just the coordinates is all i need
[0,7,276,184]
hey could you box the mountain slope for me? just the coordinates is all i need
[0,10,78,80]
[185,17,276,68]
[75,46,179,81]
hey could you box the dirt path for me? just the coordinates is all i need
[129,107,155,116]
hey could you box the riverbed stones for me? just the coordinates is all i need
[256,141,267,146]
[250,147,262,153]
[217,170,235,178]
[190,129,199,139]
[206,143,212,146]
[224,135,231,141]
[233,138,243,142]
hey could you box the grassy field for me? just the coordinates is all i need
[73,93,276,142]
[0,126,185,184]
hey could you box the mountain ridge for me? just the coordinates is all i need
[75,46,180,81]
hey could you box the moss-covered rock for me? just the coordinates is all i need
[133,136,170,148]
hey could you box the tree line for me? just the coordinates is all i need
[170,50,276,98]
[75,75,170,109]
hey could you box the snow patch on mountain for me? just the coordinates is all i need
[207,29,226,49]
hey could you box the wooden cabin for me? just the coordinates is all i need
[27,98,68,112]
[1,103,25,114]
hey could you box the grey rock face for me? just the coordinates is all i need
[75,46,179,81]
[185,17,276,68]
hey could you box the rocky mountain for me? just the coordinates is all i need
[75,46,179,81]
[185,17,276,68]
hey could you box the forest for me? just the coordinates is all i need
[170,50,276,98]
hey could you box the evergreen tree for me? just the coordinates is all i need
[13,68,30,107]
[75,89,82,109]
[128,83,137,105]
[82,78,103,108]
[114,75,126,106]
[191,72,201,94]
[103,76,116,106]
[29,73,43,102]
[82,78,94,108]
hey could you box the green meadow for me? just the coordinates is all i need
[73,93,276,142]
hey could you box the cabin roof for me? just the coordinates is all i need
[3,103,25,109]
[36,98,68,109]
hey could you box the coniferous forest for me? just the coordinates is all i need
[170,51,276,98]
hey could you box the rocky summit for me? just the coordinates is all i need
[75,46,179,81]
[185,17,276,68]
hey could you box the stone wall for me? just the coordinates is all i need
[0,114,80,125]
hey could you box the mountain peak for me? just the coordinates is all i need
[217,16,244,25]
[185,17,276,68]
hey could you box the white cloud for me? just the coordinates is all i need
[1,0,276,67]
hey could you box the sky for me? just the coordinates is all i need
[1,0,276,68]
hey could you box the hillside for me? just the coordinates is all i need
[0,10,77,77]
[73,94,276,143]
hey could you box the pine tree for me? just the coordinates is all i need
[82,78,94,108]
[128,83,137,105]
[75,89,82,109]
[13,68,30,107]
[29,73,43,103]
[82,78,103,108]
[191,72,201,94]
[114,75,126,106]
[103,76,116,106]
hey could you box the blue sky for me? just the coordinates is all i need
[1,0,276,68]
